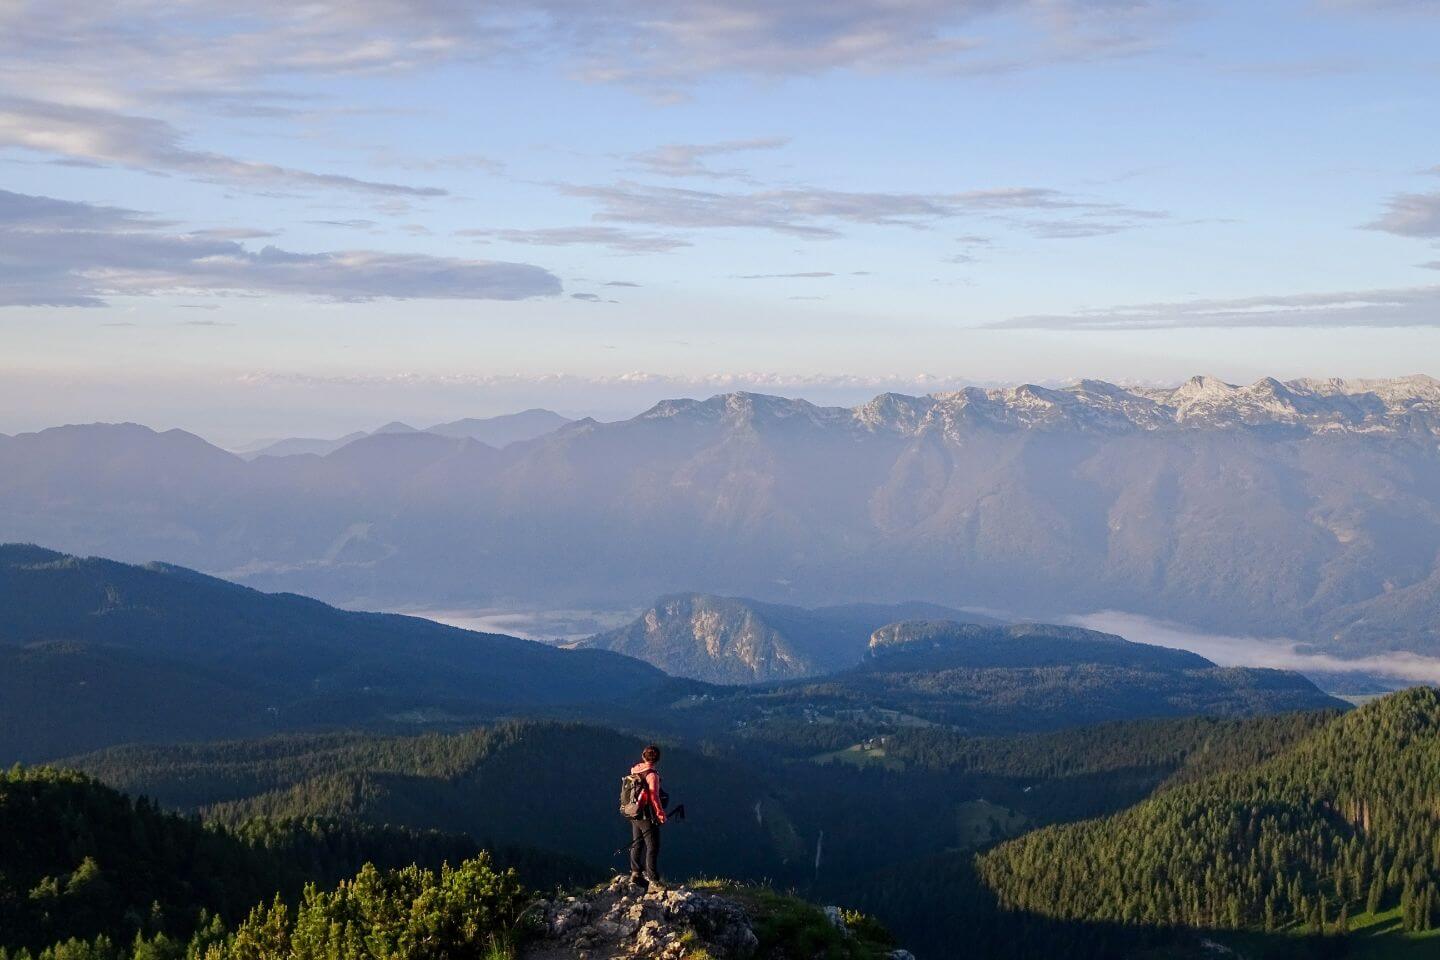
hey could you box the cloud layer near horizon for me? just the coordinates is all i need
[992,285,1440,329]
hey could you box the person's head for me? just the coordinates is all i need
[642,744,661,765]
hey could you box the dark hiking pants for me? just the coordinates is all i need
[630,818,661,882]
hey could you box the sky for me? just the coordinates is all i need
[2,0,1439,443]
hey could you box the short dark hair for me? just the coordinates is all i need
[642,744,661,762]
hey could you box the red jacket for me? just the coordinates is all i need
[631,761,666,823]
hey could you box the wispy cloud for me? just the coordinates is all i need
[457,226,691,254]
[0,189,560,306]
[189,227,281,240]
[237,369,986,394]
[734,271,836,279]
[0,98,446,197]
[630,137,790,180]
[0,2,1179,111]
[992,285,1440,329]
[554,1,1177,92]
[1367,190,1440,238]
[562,181,1165,239]
[307,219,379,230]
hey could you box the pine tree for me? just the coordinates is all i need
[1366,873,1384,915]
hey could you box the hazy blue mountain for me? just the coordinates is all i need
[577,593,999,683]
[5,377,1440,657]
[239,409,569,459]
[370,420,420,435]
[0,544,668,763]
[425,408,571,445]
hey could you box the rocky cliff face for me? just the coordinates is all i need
[577,594,991,684]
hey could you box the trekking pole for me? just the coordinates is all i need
[612,805,686,858]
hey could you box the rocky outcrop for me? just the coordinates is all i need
[525,877,916,960]
[526,877,759,959]
[576,594,991,684]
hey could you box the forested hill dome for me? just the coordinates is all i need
[979,687,1440,933]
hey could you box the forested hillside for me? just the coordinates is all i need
[62,706,1364,958]
[0,545,1342,766]
[0,545,669,762]
[26,697,1440,957]
[0,767,523,955]
[0,767,901,960]
[980,687,1440,939]
[667,622,1339,743]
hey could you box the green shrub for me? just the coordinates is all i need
[208,855,528,960]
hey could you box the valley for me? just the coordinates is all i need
[6,541,1433,958]
[7,3,1438,955]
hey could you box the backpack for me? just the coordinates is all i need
[619,769,668,820]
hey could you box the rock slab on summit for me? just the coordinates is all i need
[526,877,759,959]
[525,877,915,960]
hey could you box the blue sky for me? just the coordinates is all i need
[2,0,1439,441]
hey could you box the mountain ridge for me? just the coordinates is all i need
[627,375,1440,436]
[232,408,573,459]
[0,544,671,762]
[6,375,1440,660]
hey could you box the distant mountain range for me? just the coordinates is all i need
[574,593,999,683]
[232,408,571,458]
[4,375,1440,658]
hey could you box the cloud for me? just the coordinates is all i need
[0,189,161,231]
[0,98,446,197]
[992,285,1440,329]
[238,369,988,394]
[734,271,836,279]
[604,280,642,287]
[0,188,561,307]
[1067,610,1440,687]
[1319,0,1440,13]
[630,137,790,180]
[457,226,691,253]
[562,181,1164,239]
[307,219,379,230]
[549,1,1177,91]
[0,2,1178,111]
[190,227,280,240]
[1367,191,1440,237]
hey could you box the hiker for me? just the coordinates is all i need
[623,744,668,890]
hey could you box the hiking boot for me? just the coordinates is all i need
[628,873,646,887]
[644,879,668,894]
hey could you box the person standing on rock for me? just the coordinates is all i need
[628,744,668,890]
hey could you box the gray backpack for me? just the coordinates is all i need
[619,770,666,819]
